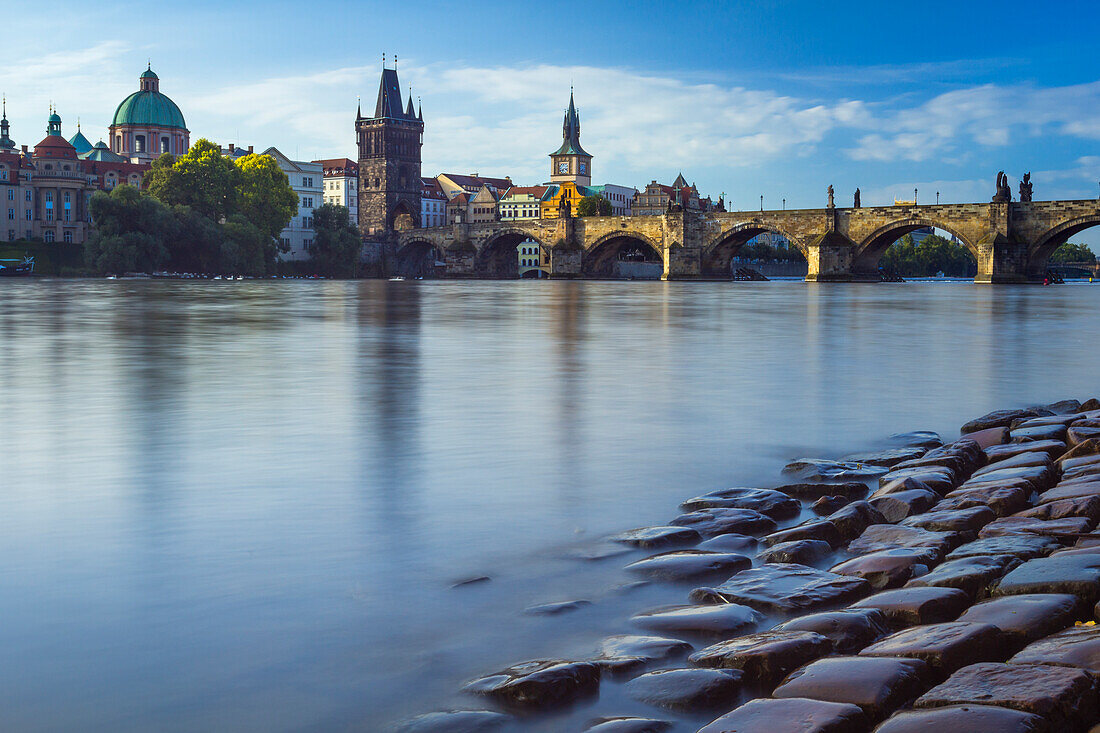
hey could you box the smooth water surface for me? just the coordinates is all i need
[0,280,1097,731]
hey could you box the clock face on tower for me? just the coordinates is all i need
[558,161,569,174]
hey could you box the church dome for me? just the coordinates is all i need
[111,67,187,130]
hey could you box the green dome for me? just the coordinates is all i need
[48,112,61,123]
[112,89,187,130]
[140,68,159,80]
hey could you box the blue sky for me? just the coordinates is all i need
[2,0,1098,226]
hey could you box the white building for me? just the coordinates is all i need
[314,157,358,226]
[263,148,321,261]
[498,186,549,221]
[590,183,635,216]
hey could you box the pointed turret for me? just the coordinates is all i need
[374,66,406,119]
[418,97,423,121]
[406,93,415,118]
[0,97,14,152]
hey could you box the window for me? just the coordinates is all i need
[25,230,31,239]
[44,230,54,242]
[7,229,12,240]
[161,137,170,154]
[115,135,121,151]
[45,192,53,203]
[302,197,313,208]
[0,169,6,181]
[303,216,312,228]
[135,135,146,153]
[303,177,313,187]
[7,209,12,220]
[303,238,313,248]
[64,192,71,204]
[7,189,12,200]
[63,231,72,243]
[46,209,53,222]
[25,209,31,221]
[64,209,70,222]
[25,190,30,202]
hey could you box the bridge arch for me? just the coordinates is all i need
[475,228,548,278]
[1027,214,1100,278]
[395,238,445,278]
[702,223,807,278]
[852,218,979,276]
[582,231,664,278]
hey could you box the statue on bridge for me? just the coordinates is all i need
[559,192,572,219]
[993,171,1012,202]
[854,188,861,208]
[827,185,835,208]
[1019,172,1033,202]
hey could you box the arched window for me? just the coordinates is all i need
[63,230,72,243]
[44,230,54,242]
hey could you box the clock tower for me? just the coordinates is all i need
[549,90,591,186]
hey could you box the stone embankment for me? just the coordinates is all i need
[401,398,1100,732]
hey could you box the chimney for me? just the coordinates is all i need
[248,145,253,154]
[228,143,235,153]
[21,145,28,154]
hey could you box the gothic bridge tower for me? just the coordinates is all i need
[356,61,423,238]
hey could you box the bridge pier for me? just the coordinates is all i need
[443,246,477,278]
[548,246,582,278]
[804,233,857,282]
[662,246,703,280]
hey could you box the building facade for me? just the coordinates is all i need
[498,186,549,221]
[590,183,635,216]
[633,174,722,216]
[356,65,423,237]
[420,177,447,227]
[517,240,548,278]
[467,185,499,223]
[109,66,189,163]
[549,91,591,187]
[436,173,512,200]
[315,158,358,225]
[263,148,320,261]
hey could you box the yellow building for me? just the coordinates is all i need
[540,181,590,219]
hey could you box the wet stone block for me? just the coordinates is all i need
[624,550,751,581]
[965,464,1057,492]
[594,635,694,674]
[889,430,943,450]
[937,485,1030,517]
[624,668,742,712]
[986,439,1067,462]
[631,604,761,639]
[957,426,1008,450]
[841,447,926,467]
[774,608,892,654]
[782,459,888,482]
[859,622,1006,678]
[696,697,867,733]
[397,710,510,733]
[688,630,832,687]
[962,408,1046,434]
[763,520,844,549]
[901,505,996,534]
[849,586,970,628]
[758,539,834,565]
[1014,496,1100,524]
[772,655,932,722]
[872,705,1045,733]
[679,487,800,519]
[829,549,937,590]
[914,662,1097,731]
[583,717,671,733]
[878,467,956,495]
[1039,481,1100,505]
[697,533,757,552]
[972,450,1052,475]
[1010,423,1068,443]
[904,554,1020,598]
[778,481,870,500]
[827,501,886,540]
[670,508,778,537]
[993,554,1100,605]
[689,563,871,614]
[847,525,957,561]
[813,496,852,515]
[463,660,601,710]
[1010,624,1100,675]
[979,516,1094,539]
[869,489,939,523]
[612,526,700,548]
[946,535,1059,561]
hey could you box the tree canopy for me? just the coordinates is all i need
[577,194,613,217]
[145,139,240,221]
[881,233,976,277]
[84,185,171,274]
[307,203,362,278]
[1050,242,1096,264]
[235,153,299,242]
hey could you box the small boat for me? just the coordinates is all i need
[0,256,34,277]
[388,276,406,281]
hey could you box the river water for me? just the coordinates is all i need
[0,279,1097,731]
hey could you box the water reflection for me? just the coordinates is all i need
[0,280,1097,731]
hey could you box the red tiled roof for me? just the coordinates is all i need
[313,157,357,175]
[33,134,77,160]
[502,185,549,199]
[441,173,512,190]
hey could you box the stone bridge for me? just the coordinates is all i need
[390,199,1100,283]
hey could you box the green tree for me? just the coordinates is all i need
[146,139,239,221]
[1050,242,1096,264]
[165,205,223,274]
[576,194,613,217]
[882,233,976,277]
[84,185,171,274]
[307,204,362,277]
[219,215,274,276]
[234,153,298,243]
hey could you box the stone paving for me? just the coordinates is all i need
[401,398,1100,732]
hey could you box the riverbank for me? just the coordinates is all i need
[403,397,1100,732]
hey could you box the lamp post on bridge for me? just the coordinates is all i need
[760,195,763,212]
[783,198,786,210]
[914,188,918,205]
[937,191,940,205]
